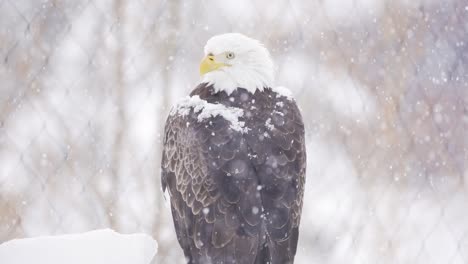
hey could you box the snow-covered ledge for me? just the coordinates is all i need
[0,229,157,264]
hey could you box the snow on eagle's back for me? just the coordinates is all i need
[171,95,248,133]
[272,86,293,100]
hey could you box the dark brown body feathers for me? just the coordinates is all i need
[161,84,306,264]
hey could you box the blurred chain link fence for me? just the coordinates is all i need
[1,0,467,263]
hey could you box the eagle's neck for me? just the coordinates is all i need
[200,64,273,95]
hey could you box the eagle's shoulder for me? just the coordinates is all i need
[161,84,254,218]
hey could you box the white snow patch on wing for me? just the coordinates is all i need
[265,118,274,131]
[171,95,248,133]
[0,229,157,264]
[163,187,171,209]
[272,86,293,100]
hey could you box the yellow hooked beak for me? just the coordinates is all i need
[199,55,228,75]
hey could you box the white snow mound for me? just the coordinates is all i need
[0,229,157,264]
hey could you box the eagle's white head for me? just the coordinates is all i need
[200,33,274,95]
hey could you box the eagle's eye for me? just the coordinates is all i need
[226,52,235,60]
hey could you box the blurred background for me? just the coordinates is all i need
[1,0,467,263]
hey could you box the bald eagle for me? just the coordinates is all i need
[161,33,306,264]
